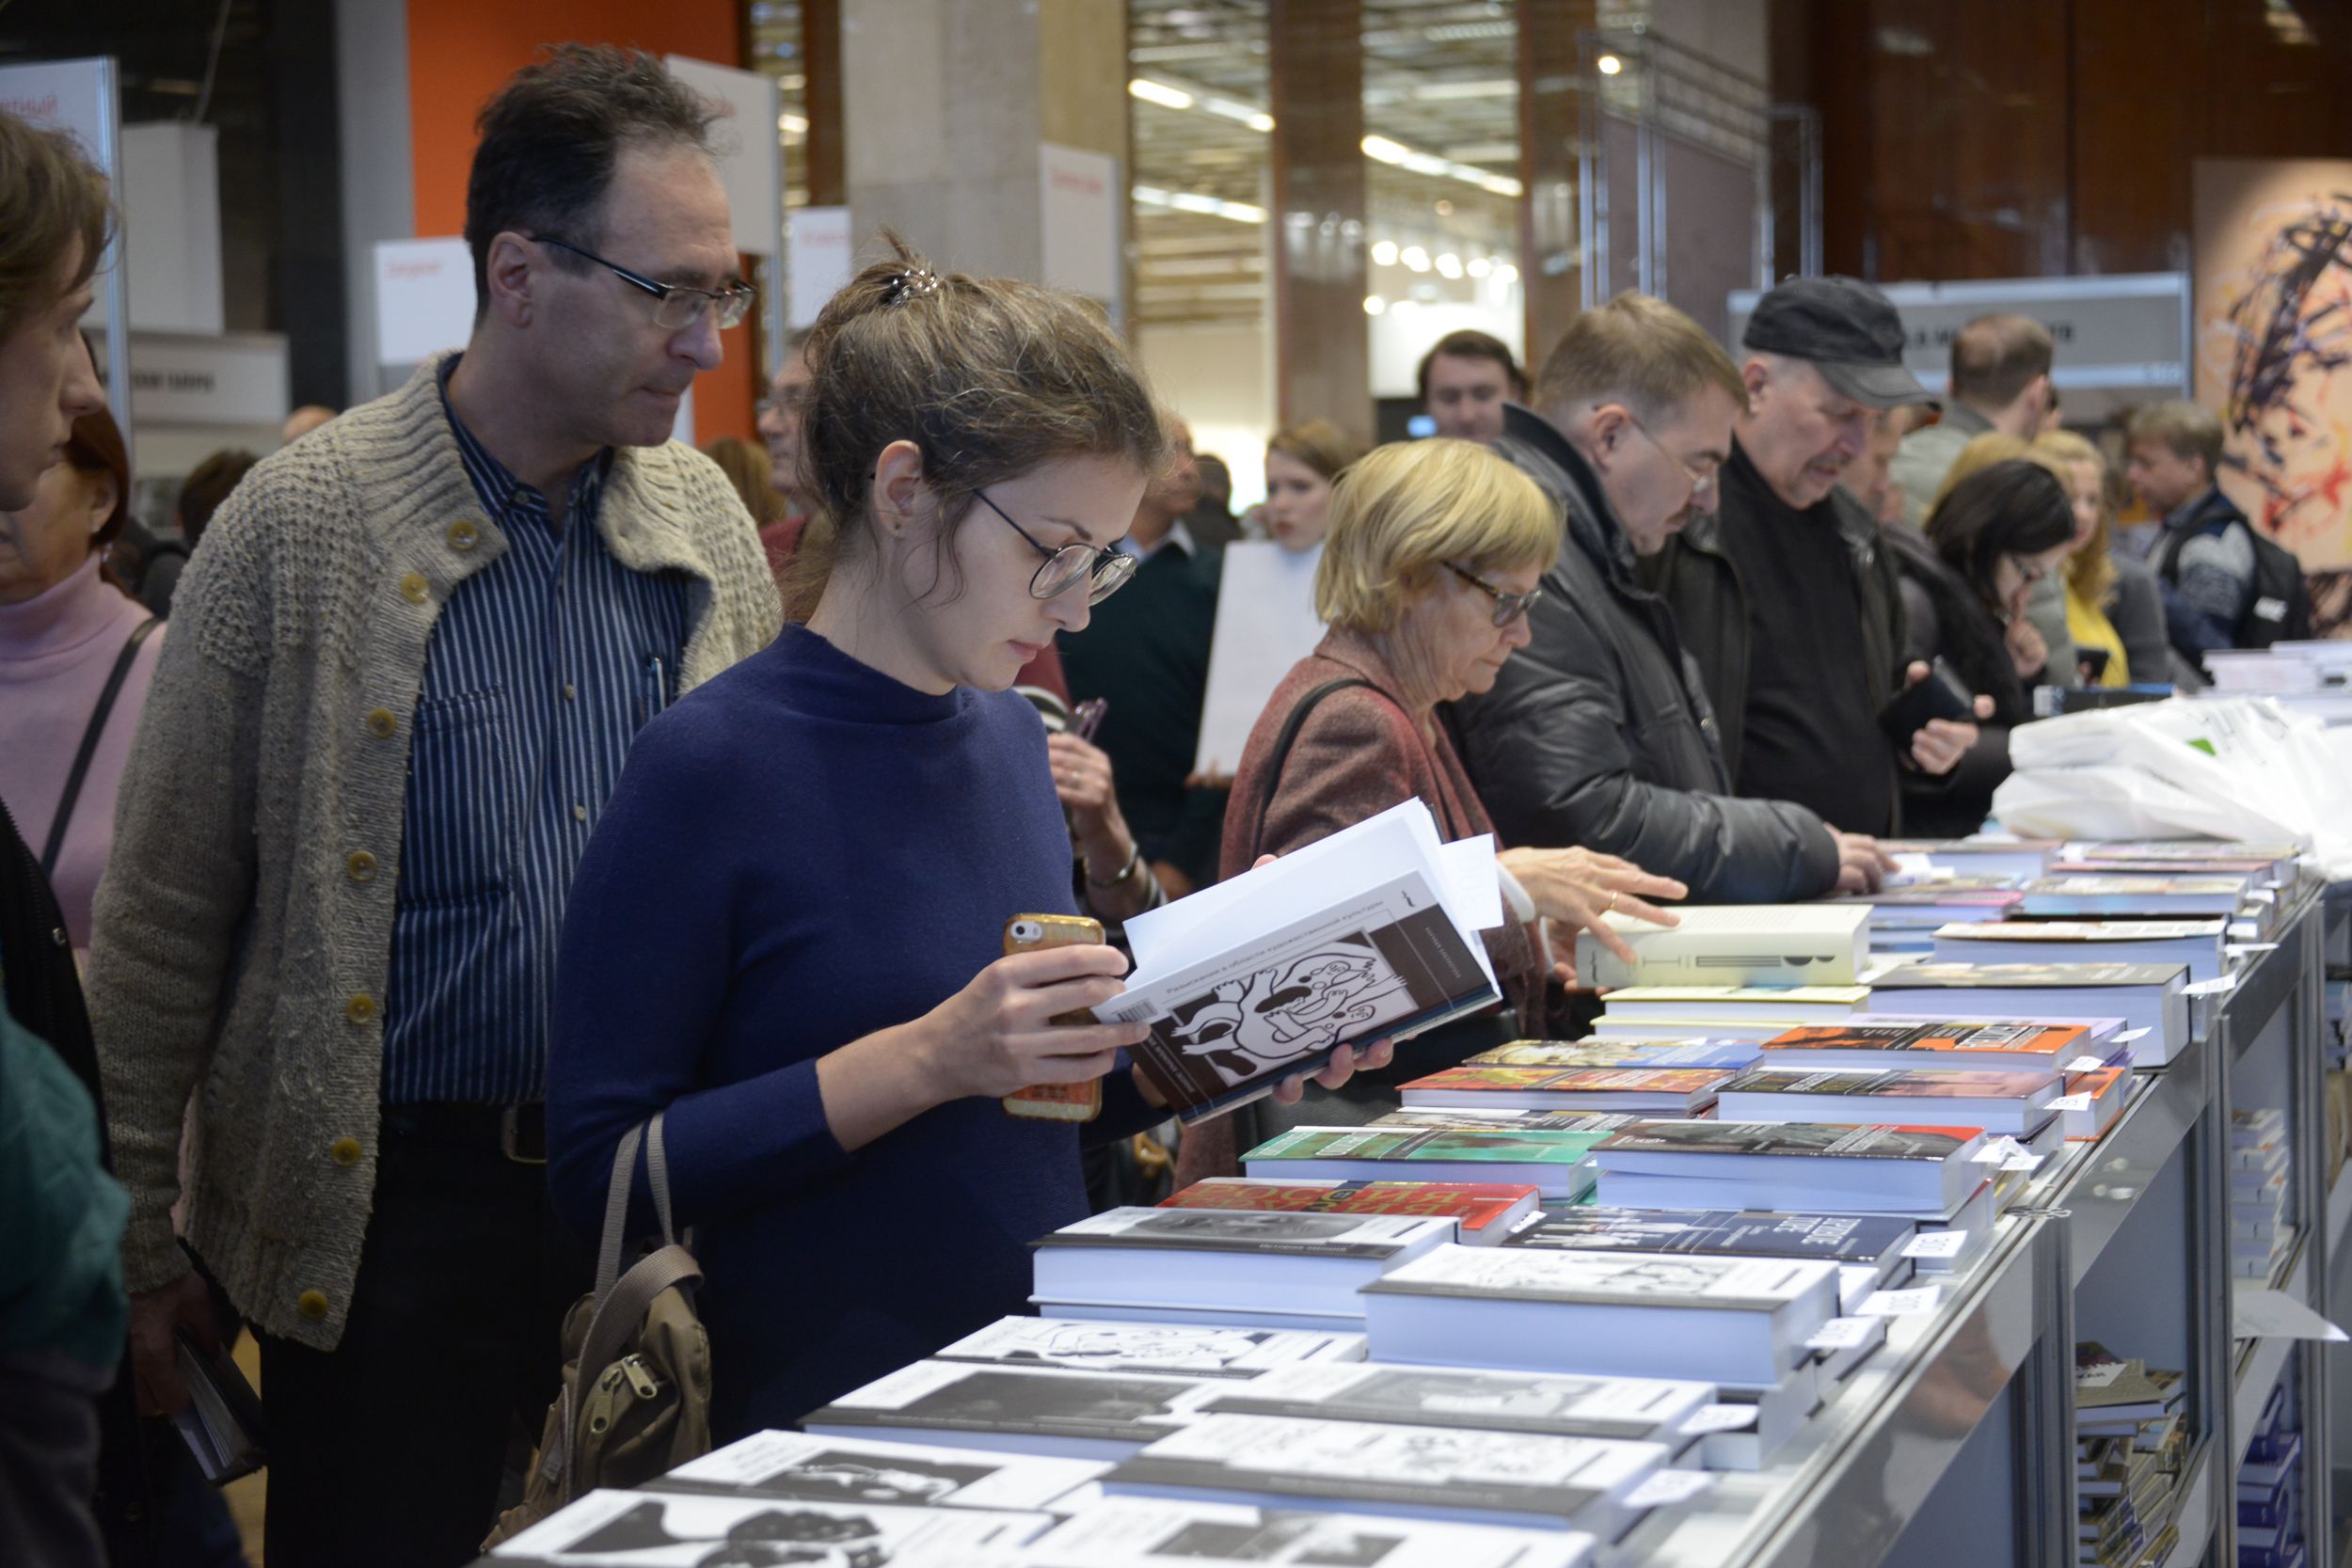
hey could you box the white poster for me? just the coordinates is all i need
[665,55,782,259]
[788,205,854,329]
[1040,142,1121,309]
[98,330,288,427]
[1194,541,1328,778]
[373,237,474,367]
[0,58,113,162]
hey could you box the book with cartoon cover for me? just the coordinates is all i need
[476,1488,1052,1565]
[1015,1497,1595,1568]
[1197,1362,1713,1443]
[653,1431,1105,1513]
[931,1317,1365,1380]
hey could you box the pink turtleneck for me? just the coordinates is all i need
[0,553,167,953]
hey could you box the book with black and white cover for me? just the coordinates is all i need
[1711,1066,2060,1135]
[1575,905,1871,990]
[1097,800,1502,1122]
[1016,1497,1595,1568]
[1359,1243,1839,1385]
[1103,1412,1671,1535]
[1858,961,2190,1066]
[2018,876,2247,918]
[930,1316,1366,1380]
[1466,1038,1761,1070]
[1031,1207,1454,1319]
[1587,1120,1988,1219]
[1503,1207,1915,1283]
[1242,1125,1611,1197]
[476,1488,1053,1565]
[1196,1362,1714,1445]
[653,1431,1105,1513]
[1696,1370,1824,1472]
[1398,1064,1731,1115]
[1592,985,1871,1025]
[803,1362,1219,1461]
[1931,919,2227,983]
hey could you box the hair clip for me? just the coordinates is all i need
[884,265,941,306]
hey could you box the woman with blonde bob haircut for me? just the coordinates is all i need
[1176,439,1685,1182]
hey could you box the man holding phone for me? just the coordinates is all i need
[1644,277,1986,837]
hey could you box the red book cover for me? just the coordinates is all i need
[1160,1177,1541,1237]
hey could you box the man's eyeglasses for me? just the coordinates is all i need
[532,235,756,330]
[1622,412,1722,497]
[1446,562,1544,626]
[973,490,1137,605]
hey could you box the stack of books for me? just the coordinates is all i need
[1584,1120,1992,1221]
[1242,1124,1613,1199]
[2020,876,2249,920]
[1859,960,2190,1067]
[2237,1381,2305,1568]
[1397,1064,1733,1117]
[1015,1497,1604,1567]
[1880,837,2058,882]
[931,1315,1366,1381]
[1367,1107,1644,1139]
[1027,1206,1456,1333]
[1931,919,2228,985]
[1460,1037,1762,1071]
[2233,1108,2293,1281]
[1574,906,1871,990]
[1159,1177,1542,1247]
[2074,1342,2188,1568]
[1828,880,2023,951]
[2058,839,2303,891]
[2053,1063,2132,1143]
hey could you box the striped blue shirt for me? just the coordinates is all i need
[381,363,691,1104]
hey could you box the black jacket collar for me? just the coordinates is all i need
[1492,402,1640,586]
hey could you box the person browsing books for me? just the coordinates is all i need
[545,240,1386,1439]
[1176,438,1683,1183]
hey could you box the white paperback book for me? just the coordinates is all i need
[1574,906,1872,990]
[1192,540,1328,778]
[651,1430,1107,1513]
[1196,1361,1715,1445]
[1099,800,1503,1122]
[1359,1243,1840,1386]
[1103,1411,1669,1536]
[1030,1207,1456,1319]
[930,1316,1367,1379]
[803,1362,1222,1462]
[1016,1496,1593,1568]
[484,1488,1053,1563]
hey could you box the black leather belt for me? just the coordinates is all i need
[378,1101,547,1165]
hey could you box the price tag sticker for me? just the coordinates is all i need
[2003,1152,2045,1173]
[1625,1470,1717,1510]
[2066,1055,2113,1071]
[1805,1316,1880,1351]
[2184,975,2240,997]
[1859,1285,1943,1318]
[1974,1135,2029,1164]
[2047,1093,2093,1113]
[2115,1028,2152,1043]
[2247,888,2278,904]
[2227,943,2281,958]
[1904,1229,1969,1259]
[1679,1403,1759,1435]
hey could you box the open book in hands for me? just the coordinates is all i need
[1098,800,1506,1122]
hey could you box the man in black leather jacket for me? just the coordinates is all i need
[1448,293,1897,900]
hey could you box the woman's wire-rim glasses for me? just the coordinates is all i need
[973,489,1137,605]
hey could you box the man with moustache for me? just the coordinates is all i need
[87,48,780,1565]
[1643,277,1978,838]
[1448,293,1895,901]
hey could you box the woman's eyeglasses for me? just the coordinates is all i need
[974,490,1137,605]
[1446,562,1544,626]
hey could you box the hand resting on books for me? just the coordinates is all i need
[1497,847,1685,981]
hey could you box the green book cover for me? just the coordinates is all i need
[1244,1126,1613,1166]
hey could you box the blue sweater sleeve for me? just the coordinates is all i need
[546,710,850,1244]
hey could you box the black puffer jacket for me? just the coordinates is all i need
[1883,524,2029,838]
[1446,405,1840,901]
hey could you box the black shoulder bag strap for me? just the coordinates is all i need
[1248,677,1372,848]
[40,616,161,879]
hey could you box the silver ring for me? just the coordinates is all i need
[1605,890,1621,914]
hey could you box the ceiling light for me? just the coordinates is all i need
[1402,245,1431,273]
[1467,256,1493,278]
[1361,135,1411,165]
[1129,78,1195,110]
[1371,239,1399,266]
[1597,54,1624,75]
[1436,252,1464,279]
[1248,113,1276,133]
[1495,262,1519,284]
[777,112,809,135]
[1363,295,1387,316]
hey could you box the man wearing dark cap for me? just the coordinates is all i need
[1644,277,1981,839]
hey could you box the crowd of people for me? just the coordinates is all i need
[0,42,2325,1568]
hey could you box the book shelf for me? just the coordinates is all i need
[1631,882,2338,1568]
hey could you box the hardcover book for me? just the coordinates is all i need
[1244,1125,1613,1197]
[1195,1363,1713,1444]
[1159,1177,1540,1244]
[1574,906,1871,990]
[1104,1412,1669,1535]
[930,1316,1365,1380]
[477,1489,1052,1565]
[1016,1497,1595,1568]
[803,1362,1221,1460]
[1398,1065,1731,1114]
[1100,800,1502,1123]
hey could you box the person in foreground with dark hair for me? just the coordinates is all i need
[1418,328,1524,445]
[547,240,1385,1439]
[1885,459,2075,836]
[84,46,780,1565]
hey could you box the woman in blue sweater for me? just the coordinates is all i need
[547,244,1384,1437]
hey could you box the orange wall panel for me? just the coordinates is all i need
[405,0,756,445]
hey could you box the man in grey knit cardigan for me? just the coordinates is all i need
[86,48,781,1567]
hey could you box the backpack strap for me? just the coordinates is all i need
[40,616,160,879]
[1248,677,1372,848]
[595,1123,645,1299]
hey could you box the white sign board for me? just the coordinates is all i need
[666,55,782,259]
[373,237,476,366]
[1195,540,1328,777]
[788,205,854,330]
[1040,142,1121,311]
[86,329,288,428]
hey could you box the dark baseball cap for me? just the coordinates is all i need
[1742,276,1934,409]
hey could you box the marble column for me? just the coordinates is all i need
[1519,0,1597,371]
[1267,0,1372,451]
[803,0,846,208]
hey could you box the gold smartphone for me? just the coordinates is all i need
[1000,913,1107,1123]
